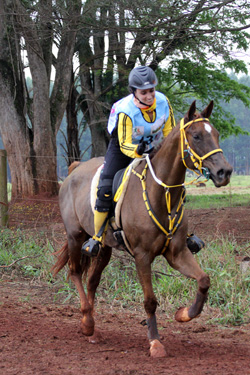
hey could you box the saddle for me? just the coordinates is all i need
[90,159,142,256]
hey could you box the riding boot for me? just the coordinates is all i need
[81,210,109,257]
[187,234,205,254]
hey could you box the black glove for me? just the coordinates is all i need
[136,140,146,155]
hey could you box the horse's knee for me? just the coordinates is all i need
[199,274,210,294]
[144,296,158,315]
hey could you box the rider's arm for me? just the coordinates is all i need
[117,113,142,158]
[162,100,176,137]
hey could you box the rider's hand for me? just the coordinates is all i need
[136,140,146,155]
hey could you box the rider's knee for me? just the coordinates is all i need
[95,178,113,212]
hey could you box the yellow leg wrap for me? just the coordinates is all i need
[93,210,109,243]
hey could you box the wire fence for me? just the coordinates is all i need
[1,150,250,234]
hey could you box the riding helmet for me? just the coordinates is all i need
[128,66,158,90]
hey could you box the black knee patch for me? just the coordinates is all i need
[97,186,112,201]
[95,178,113,212]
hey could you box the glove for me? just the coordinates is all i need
[136,140,146,155]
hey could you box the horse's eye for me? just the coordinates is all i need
[193,134,200,140]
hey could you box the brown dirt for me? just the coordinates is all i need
[1,197,250,374]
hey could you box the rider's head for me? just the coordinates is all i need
[128,66,158,92]
[129,66,158,107]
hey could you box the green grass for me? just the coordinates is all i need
[185,173,250,189]
[186,193,250,209]
[1,228,250,326]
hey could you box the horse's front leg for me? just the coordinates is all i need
[165,244,210,322]
[135,253,167,358]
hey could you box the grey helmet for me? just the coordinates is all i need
[128,66,158,90]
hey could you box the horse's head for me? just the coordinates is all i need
[181,101,232,187]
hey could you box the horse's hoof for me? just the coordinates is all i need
[175,307,192,322]
[150,339,167,358]
[81,315,95,336]
[88,329,103,344]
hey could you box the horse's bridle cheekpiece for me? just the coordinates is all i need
[180,117,223,179]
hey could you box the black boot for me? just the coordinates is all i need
[81,238,102,257]
[187,234,205,254]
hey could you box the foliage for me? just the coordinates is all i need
[75,0,250,143]
[220,75,250,173]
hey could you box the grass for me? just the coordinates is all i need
[184,172,250,209]
[1,228,250,326]
[186,193,250,209]
[186,173,250,189]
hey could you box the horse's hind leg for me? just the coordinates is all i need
[87,245,112,307]
[134,253,167,358]
[85,245,112,342]
[165,244,210,322]
[66,232,96,336]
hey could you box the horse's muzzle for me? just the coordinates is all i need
[210,164,233,187]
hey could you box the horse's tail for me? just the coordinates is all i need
[51,241,91,279]
[68,161,81,175]
[51,242,69,276]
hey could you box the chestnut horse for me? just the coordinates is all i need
[53,101,232,358]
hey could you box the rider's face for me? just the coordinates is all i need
[135,88,155,106]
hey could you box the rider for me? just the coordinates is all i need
[82,66,204,257]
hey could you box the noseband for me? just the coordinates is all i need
[180,117,223,178]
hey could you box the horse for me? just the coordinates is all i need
[52,100,232,358]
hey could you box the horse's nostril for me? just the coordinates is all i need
[217,169,225,178]
[217,168,232,180]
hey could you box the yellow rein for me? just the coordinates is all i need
[132,117,223,254]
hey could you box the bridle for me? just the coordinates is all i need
[180,117,223,179]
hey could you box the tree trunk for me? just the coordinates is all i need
[0,80,37,197]
[0,0,81,197]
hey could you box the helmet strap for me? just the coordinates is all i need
[133,92,150,109]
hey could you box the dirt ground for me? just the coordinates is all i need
[1,197,250,374]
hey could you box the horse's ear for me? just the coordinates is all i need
[185,100,196,121]
[201,100,214,118]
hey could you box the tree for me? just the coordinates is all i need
[74,0,250,156]
[0,0,81,197]
[1,0,250,197]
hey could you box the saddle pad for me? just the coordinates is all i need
[90,158,142,227]
[90,164,103,213]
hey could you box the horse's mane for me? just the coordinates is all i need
[149,111,203,160]
[68,161,81,175]
[149,123,180,160]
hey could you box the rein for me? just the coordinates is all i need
[132,117,223,255]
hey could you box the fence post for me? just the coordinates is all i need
[0,149,8,227]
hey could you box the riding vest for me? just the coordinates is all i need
[107,92,170,152]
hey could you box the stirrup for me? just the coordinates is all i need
[81,238,102,257]
[187,234,205,254]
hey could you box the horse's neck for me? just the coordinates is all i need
[151,126,186,187]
